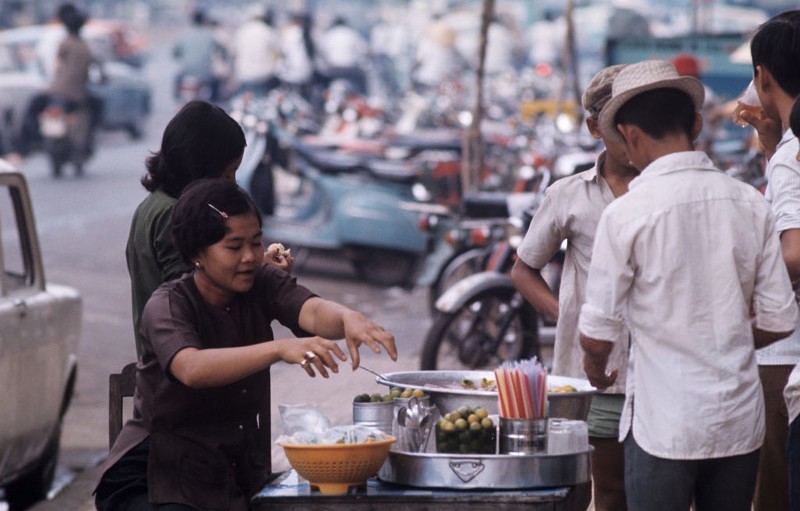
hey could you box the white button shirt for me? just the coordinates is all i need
[579,151,798,460]
[761,128,800,365]
[517,155,628,394]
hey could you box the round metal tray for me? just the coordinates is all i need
[375,370,596,420]
[377,449,592,489]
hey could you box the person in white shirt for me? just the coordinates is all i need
[232,5,280,96]
[578,59,798,511]
[511,64,636,511]
[316,17,368,95]
[411,14,464,93]
[276,13,314,92]
[738,10,800,511]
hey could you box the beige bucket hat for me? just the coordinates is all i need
[598,59,705,144]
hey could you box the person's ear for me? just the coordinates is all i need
[691,112,703,143]
[616,123,637,148]
[585,116,602,140]
[755,65,773,93]
[616,123,640,167]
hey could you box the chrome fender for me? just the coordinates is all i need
[434,272,516,313]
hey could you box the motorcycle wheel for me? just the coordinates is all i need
[45,138,70,178]
[428,247,489,315]
[421,288,539,370]
[352,248,418,288]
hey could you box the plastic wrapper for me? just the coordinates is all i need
[276,403,390,445]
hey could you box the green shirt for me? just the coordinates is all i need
[126,188,191,357]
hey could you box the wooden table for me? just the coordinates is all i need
[250,470,592,511]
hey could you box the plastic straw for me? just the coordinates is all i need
[495,358,547,419]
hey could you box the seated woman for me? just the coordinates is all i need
[94,178,398,511]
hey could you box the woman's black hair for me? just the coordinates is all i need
[614,88,696,142]
[171,179,262,264]
[142,101,246,197]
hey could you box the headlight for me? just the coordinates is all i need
[412,182,432,202]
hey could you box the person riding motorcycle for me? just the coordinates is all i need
[172,8,228,103]
[13,2,103,163]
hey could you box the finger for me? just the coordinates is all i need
[348,341,361,371]
[300,359,316,378]
[329,342,348,362]
[310,356,329,378]
[316,348,339,375]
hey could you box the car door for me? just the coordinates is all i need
[0,170,80,479]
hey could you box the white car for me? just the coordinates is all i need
[0,160,81,509]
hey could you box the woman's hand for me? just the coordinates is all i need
[264,243,293,273]
[283,337,348,378]
[341,310,397,370]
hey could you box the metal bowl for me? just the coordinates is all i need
[376,370,596,420]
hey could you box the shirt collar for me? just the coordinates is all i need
[577,151,606,183]
[777,127,796,151]
[630,151,717,190]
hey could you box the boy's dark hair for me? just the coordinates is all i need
[791,99,800,138]
[142,100,246,197]
[57,3,86,35]
[171,179,262,263]
[751,10,800,97]
[614,88,696,142]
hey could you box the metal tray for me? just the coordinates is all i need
[377,449,592,490]
[375,370,596,420]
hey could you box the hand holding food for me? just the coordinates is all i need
[264,242,293,273]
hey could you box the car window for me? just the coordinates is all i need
[0,186,33,294]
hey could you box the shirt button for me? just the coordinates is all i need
[238,424,244,430]
[241,388,247,394]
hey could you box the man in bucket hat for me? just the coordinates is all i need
[511,63,637,511]
[578,59,798,510]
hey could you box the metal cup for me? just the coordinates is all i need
[352,400,393,435]
[499,417,547,455]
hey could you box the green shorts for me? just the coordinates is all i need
[586,393,624,438]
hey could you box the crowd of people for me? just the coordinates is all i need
[514,8,800,511]
[169,4,527,107]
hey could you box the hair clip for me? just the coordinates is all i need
[207,203,228,219]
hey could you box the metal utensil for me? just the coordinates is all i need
[358,365,387,380]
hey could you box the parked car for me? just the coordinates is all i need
[0,159,81,509]
[0,34,43,154]
[0,20,151,144]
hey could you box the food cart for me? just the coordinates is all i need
[253,370,595,511]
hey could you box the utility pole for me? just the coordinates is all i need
[461,0,494,194]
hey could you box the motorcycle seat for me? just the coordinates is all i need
[294,143,367,174]
[365,159,418,184]
[387,133,463,153]
[460,192,510,219]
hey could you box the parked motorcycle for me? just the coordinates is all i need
[38,98,93,177]
[419,191,565,371]
[420,208,541,370]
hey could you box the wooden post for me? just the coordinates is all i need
[461,0,495,195]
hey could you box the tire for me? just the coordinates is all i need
[352,248,418,288]
[428,247,488,315]
[421,287,539,370]
[4,422,61,511]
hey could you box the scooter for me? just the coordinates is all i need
[38,98,93,177]
[231,91,469,287]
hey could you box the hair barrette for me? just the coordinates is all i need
[207,203,229,219]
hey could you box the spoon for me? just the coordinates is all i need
[358,365,387,381]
